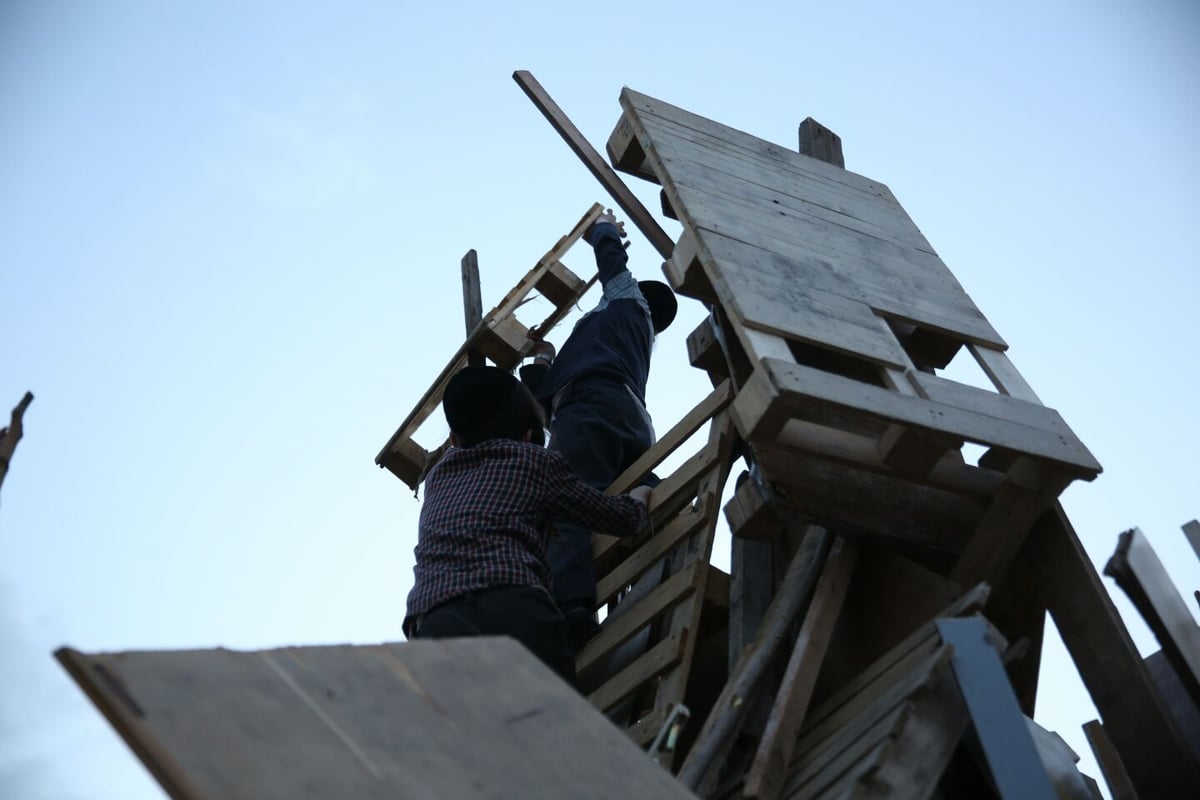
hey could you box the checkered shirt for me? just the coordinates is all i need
[404,439,647,623]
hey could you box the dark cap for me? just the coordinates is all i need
[443,366,545,447]
[638,280,678,334]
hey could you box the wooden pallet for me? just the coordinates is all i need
[375,203,604,489]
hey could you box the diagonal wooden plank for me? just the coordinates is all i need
[743,537,860,800]
[513,71,674,259]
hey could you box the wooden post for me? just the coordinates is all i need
[0,391,33,497]
[461,250,484,367]
[797,117,844,168]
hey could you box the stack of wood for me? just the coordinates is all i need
[54,81,1200,799]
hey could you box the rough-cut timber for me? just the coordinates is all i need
[57,638,700,800]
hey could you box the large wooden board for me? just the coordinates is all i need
[57,638,698,800]
[615,88,1006,351]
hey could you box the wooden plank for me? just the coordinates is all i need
[664,227,717,303]
[1082,720,1139,800]
[57,638,701,800]
[937,617,1058,800]
[908,370,1074,434]
[534,259,586,308]
[969,343,1041,403]
[950,482,1058,591]
[1184,520,1200,564]
[801,582,990,738]
[588,628,688,714]
[594,385,732,567]
[513,71,674,259]
[984,530,1047,716]
[618,89,907,215]
[596,503,707,606]
[606,111,657,183]
[733,357,1101,475]
[797,117,844,168]
[693,232,911,368]
[1027,504,1200,795]
[724,476,782,541]
[744,537,860,800]
[576,562,700,676]
[1104,527,1200,708]
[677,528,835,793]
[461,249,484,367]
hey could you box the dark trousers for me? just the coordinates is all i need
[548,379,656,616]
[414,585,576,685]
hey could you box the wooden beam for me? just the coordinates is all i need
[677,528,834,793]
[1027,504,1200,795]
[0,391,33,496]
[1184,520,1200,564]
[1083,720,1139,800]
[950,482,1056,591]
[512,70,674,259]
[797,117,844,168]
[1105,527,1200,708]
[460,250,484,367]
[744,537,859,800]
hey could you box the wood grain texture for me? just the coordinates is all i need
[57,638,699,800]
[616,88,1008,350]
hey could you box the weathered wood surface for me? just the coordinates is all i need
[744,537,859,800]
[57,638,699,800]
[461,249,485,367]
[1028,504,1200,797]
[513,70,674,259]
[733,357,1101,477]
[1082,720,1138,800]
[376,204,602,487]
[1105,527,1200,708]
[613,88,1006,351]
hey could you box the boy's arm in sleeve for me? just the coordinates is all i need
[542,451,648,537]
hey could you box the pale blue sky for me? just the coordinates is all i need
[2,2,1197,797]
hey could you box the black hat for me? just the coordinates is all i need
[443,366,517,434]
[638,280,678,334]
[443,366,545,447]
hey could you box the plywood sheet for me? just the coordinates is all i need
[57,638,698,800]
[618,89,1005,349]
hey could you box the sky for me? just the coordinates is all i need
[1,1,1198,797]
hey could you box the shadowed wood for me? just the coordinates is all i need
[57,639,699,800]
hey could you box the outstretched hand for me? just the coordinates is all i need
[592,208,628,243]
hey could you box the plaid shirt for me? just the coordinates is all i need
[404,439,647,625]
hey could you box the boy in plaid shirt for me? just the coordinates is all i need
[404,366,650,684]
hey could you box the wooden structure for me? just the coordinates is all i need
[59,80,1200,798]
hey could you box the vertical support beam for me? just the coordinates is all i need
[461,249,484,367]
[1027,504,1200,796]
[984,530,1046,716]
[1183,519,1200,565]
[936,617,1057,800]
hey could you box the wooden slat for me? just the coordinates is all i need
[733,357,1101,476]
[1105,527,1200,707]
[576,562,700,676]
[950,482,1058,590]
[797,117,844,168]
[678,529,835,793]
[596,502,708,605]
[513,71,674,259]
[1027,504,1200,795]
[744,538,859,800]
[588,628,688,715]
[57,638,700,800]
[969,343,1040,402]
[1083,720,1139,800]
